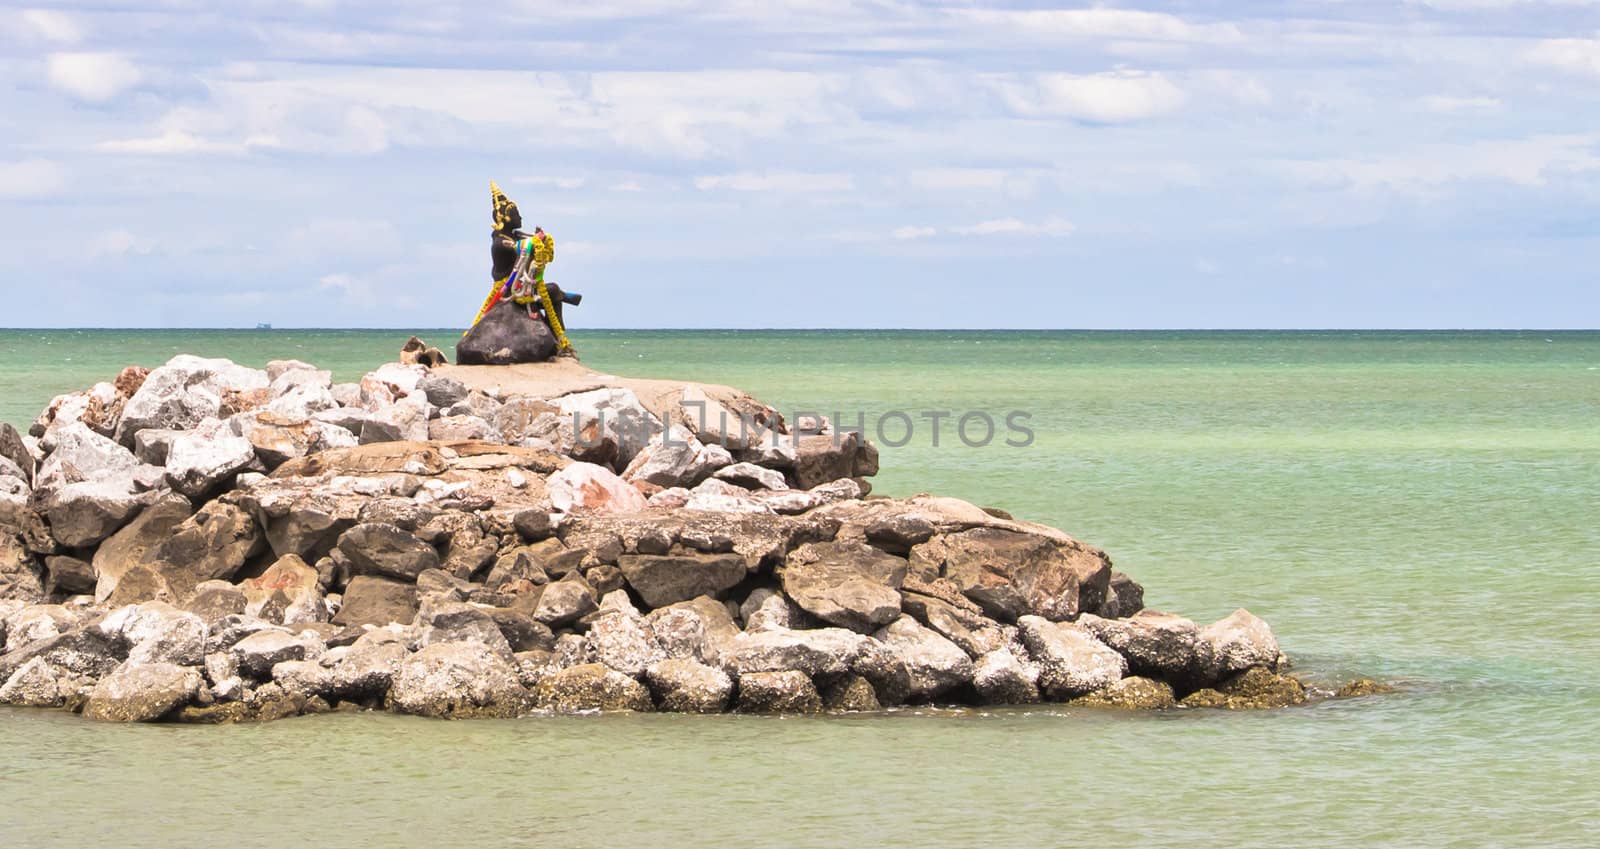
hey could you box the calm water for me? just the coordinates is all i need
[2,329,1598,848]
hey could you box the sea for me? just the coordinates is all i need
[1,329,1597,848]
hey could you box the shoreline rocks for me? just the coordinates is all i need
[0,350,1378,723]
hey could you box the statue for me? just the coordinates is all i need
[458,182,584,365]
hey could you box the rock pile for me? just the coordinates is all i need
[0,351,1337,722]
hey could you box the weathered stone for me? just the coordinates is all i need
[618,552,746,609]
[1196,609,1282,684]
[456,300,558,366]
[972,648,1041,705]
[530,575,598,628]
[331,576,418,627]
[585,606,665,677]
[1017,616,1127,701]
[1336,678,1395,698]
[822,673,881,712]
[912,527,1111,622]
[712,462,787,491]
[165,433,256,497]
[548,462,649,515]
[83,661,203,722]
[184,581,248,623]
[360,396,430,444]
[872,615,973,701]
[556,387,662,468]
[106,603,207,666]
[1080,610,1211,686]
[0,656,63,707]
[721,626,875,678]
[864,514,937,552]
[103,565,174,607]
[0,626,123,683]
[488,608,554,652]
[1099,571,1145,618]
[240,554,325,625]
[736,670,821,713]
[512,509,555,542]
[643,595,740,663]
[1215,667,1306,707]
[621,431,726,489]
[1,534,45,603]
[92,493,193,602]
[327,632,410,700]
[414,599,513,656]
[645,658,733,713]
[115,354,269,445]
[153,501,264,597]
[780,541,906,633]
[0,423,34,484]
[1072,676,1176,710]
[534,662,653,713]
[386,640,530,718]
[337,523,440,581]
[43,555,96,597]
[792,432,863,490]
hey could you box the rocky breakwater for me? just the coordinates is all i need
[0,352,1366,722]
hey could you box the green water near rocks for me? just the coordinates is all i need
[2,329,1598,847]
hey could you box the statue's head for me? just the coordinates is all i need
[490,180,521,234]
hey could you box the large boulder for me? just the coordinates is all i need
[972,648,1041,704]
[585,600,665,677]
[414,600,513,656]
[643,595,740,663]
[0,656,64,707]
[456,299,558,366]
[529,575,598,628]
[779,541,906,633]
[1072,676,1177,710]
[617,552,746,609]
[872,615,973,701]
[0,626,123,683]
[736,670,821,713]
[239,554,325,625]
[1,534,44,603]
[533,663,654,713]
[164,433,256,497]
[1079,610,1210,686]
[547,462,648,515]
[645,658,733,713]
[555,388,662,468]
[911,527,1111,622]
[331,576,419,627]
[621,431,729,489]
[230,629,314,679]
[0,423,34,484]
[327,631,410,701]
[389,641,532,718]
[1195,608,1282,684]
[115,355,269,446]
[102,602,208,666]
[1017,616,1127,701]
[151,501,264,597]
[337,523,440,581]
[92,494,194,602]
[82,661,203,722]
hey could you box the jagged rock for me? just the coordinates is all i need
[645,658,733,713]
[0,656,63,707]
[1196,609,1282,684]
[43,555,96,597]
[1099,571,1145,618]
[1079,610,1210,686]
[678,385,783,452]
[0,626,123,682]
[418,375,469,408]
[911,527,1110,622]
[240,554,325,625]
[337,523,440,581]
[184,581,248,623]
[4,604,77,650]
[1072,676,1176,710]
[165,433,257,497]
[621,430,727,488]
[115,354,269,446]
[331,576,418,627]
[104,603,207,666]
[972,648,1041,705]
[488,608,553,652]
[644,595,740,663]
[414,599,513,656]
[534,662,653,713]
[271,659,336,699]
[230,412,355,468]
[618,552,746,609]
[456,300,558,366]
[230,630,314,679]
[864,514,936,553]
[512,509,555,542]
[556,387,662,468]
[530,575,598,628]
[92,493,193,602]
[712,462,787,491]
[152,501,264,597]
[872,615,973,701]
[792,432,866,490]
[43,479,159,549]
[779,541,906,633]
[585,604,665,677]
[0,423,34,484]
[548,462,648,515]
[721,625,875,678]
[83,661,204,722]
[898,592,1008,659]
[1017,616,1127,701]
[736,670,821,713]
[388,640,530,718]
[103,565,173,607]
[1,534,45,603]
[327,631,410,700]
[822,674,881,712]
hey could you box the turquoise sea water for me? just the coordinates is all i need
[2,329,1598,848]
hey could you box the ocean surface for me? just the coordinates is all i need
[2,329,1597,848]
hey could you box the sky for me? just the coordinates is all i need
[1,1,1598,329]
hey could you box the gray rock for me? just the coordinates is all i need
[530,575,598,628]
[414,599,513,656]
[488,608,554,652]
[736,670,821,713]
[165,433,257,497]
[872,615,973,701]
[0,626,123,682]
[822,674,881,712]
[0,423,33,485]
[359,397,429,444]
[43,479,158,549]
[1,535,45,603]
[271,659,336,699]
[184,581,248,623]
[92,493,193,602]
[645,658,733,713]
[972,648,1041,705]
[388,640,531,717]
[83,661,203,722]
[0,656,63,707]
[643,595,740,663]
[720,626,876,678]
[1196,608,1282,684]
[327,632,410,701]
[1080,610,1211,686]
[534,663,654,713]
[230,630,313,679]
[332,576,419,627]
[132,428,185,466]
[115,354,269,445]
[585,606,665,677]
[712,462,788,491]
[1017,616,1128,701]
[151,502,265,598]
[43,555,96,597]
[104,603,207,666]
[780,541,906,633]
[617,552,746,609]
[337,523,440,581]
[418,375,469,408]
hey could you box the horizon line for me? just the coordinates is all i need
[2,327,1598,333]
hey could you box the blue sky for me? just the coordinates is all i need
[1,1,1597,329]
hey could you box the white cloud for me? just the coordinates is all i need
[891,226,936,240]
[908,169,1012,191]
[955,8,1243,45]
[512,175,587,189]
[1275,134,1600,193]
[995,71,1186,123]
[952,217,1075,237]
[0,159,65,199]
[87,229,155,259]
[693,171,854,192]
[46,52,142,103]
[1423,96,1502,113]
[20,10,82,43]
[1527,38,1600,76]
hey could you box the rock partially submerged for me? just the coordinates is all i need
[0,350,1374,723]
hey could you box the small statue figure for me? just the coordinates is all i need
[469,181,583,356]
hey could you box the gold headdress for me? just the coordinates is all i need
[490,180,515,232]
